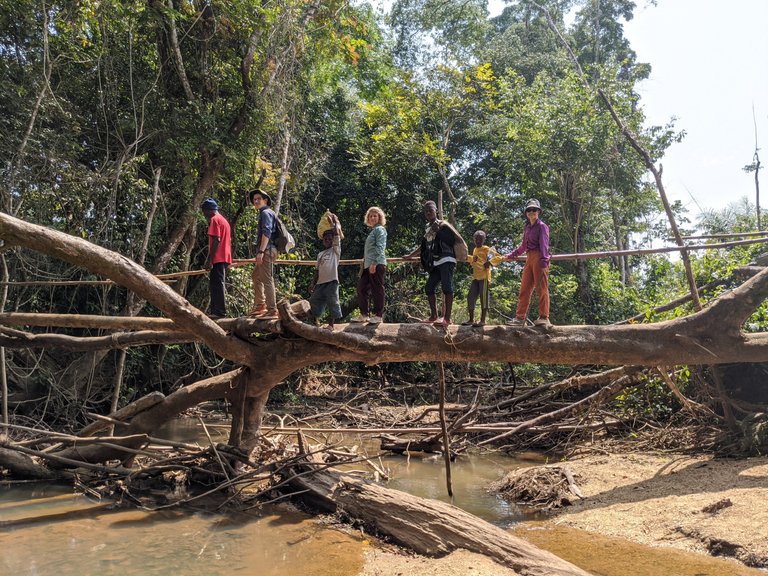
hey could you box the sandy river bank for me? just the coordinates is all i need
[359,452,768,575]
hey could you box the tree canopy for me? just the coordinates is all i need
[1,0,766,427]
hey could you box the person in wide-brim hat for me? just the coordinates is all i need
[249,188,278,318]
[503,198,552,327]
[248,188,272,206]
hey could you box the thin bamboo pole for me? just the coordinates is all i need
[437,362,453,497]
[2,235,762,288]
[671,231,768,241]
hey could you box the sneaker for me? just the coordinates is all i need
[533,317,552,327]
[505,318,526,326]
[368,315,383,324]
[350,315,369,323]
[460,321,474,326]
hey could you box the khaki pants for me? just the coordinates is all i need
[252,248,277,310]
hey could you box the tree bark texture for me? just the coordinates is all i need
[0,213,254,366]
[2,211,768,371]
[286,466,592,576]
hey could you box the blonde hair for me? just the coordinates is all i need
[364,206,386,227]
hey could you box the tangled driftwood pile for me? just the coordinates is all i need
[490,465,584,509]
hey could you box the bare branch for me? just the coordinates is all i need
[0,213,256,366]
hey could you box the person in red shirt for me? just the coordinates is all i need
[504,198,551,327]
[201,198,232,319]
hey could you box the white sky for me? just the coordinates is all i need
[375,0,768,219]
[488,1,768,219]
[623,0,768,218]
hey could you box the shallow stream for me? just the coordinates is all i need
[1,419,763,576]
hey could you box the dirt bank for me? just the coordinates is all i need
[360,452,768,576]
[360,546,518,576]
[540,452,768,568]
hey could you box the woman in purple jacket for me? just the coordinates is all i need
[504,198,551,327]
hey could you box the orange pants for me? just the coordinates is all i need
[515,250,549,320]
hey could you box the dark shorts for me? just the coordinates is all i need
[425,262,455,295]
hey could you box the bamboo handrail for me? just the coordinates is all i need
[3,236,765,286]
[669,231,768,241]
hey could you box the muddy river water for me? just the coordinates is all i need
[1,419,763,576]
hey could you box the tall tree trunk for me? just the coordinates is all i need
[559,172,592,319]
[438,164,457,224]
[111,168,163,416]
[610,199,629,284]
[152,152,222,275]
[0,255,7,428]
[273,127,291,216]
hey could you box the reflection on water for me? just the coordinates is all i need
[381,452,523,525]
[155,417,230,445]
[1,492,364,576]
[269,426,528,525]
[1,419,369,576]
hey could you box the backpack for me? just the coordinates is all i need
[274,216,295,253]
[452,230,469,262]
[440,221,468,262]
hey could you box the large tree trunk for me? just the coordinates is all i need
[558,171,594,321]
[3,210,768,440]
[286,465,591,576]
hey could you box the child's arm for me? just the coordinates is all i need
[488,247,504,267]
[328,212,343,240]
[329,213,342,252]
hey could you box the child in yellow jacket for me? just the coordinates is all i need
[463,230,503,327]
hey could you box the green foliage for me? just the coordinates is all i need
[4,0,756,422]
[614,373,678,420]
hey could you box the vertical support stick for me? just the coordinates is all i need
[437,362,453,497]
[1,254,8,430]
[1,348,7,431]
